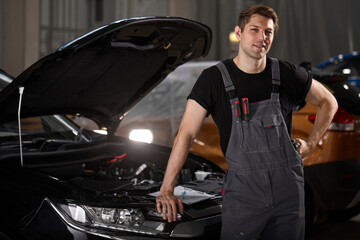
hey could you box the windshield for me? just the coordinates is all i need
[0,115,90,143]
[0,71,12,90]
[0,72,92,150]
[116,61,217,146]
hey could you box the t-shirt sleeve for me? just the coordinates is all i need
[280,60,313,104]
[295,65,312,101]
[187,66,220,117]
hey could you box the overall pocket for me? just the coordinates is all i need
[237,114,284,152]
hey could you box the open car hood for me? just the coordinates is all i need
[0,17,211,133]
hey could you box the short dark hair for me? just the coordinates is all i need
[238,5,278,33]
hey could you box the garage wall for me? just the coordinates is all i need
[0,0,359,76]
[0,0,39,77]
[0,0,4,69]
[267,0,360,65]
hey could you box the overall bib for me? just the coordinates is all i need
[217,58,305,240]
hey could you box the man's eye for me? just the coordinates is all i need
[265,31,272,36]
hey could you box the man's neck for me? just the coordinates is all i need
[233,55,267,74]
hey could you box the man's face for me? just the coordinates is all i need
[235,14,274,60]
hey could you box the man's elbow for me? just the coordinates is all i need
[174,128,196,148]
[326,93,338,117]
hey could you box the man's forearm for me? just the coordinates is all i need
[159,99,207,194]
[159,133,194,193]
[156,133,193,222]
[298,79,338,158]
[307,100,337,148]
[306,91,338,150]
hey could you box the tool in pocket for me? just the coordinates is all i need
[234,97,250,121]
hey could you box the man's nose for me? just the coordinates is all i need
[258,31,267,40]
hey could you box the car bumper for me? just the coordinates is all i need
[19,198,222,239]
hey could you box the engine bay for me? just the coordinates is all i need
[17,139,225,202]
[69,148,224,199]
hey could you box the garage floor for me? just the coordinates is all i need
[306,213,360,240]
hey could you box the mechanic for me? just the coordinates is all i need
[156,4,338,240]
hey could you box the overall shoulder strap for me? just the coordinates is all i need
[216,62,237,100]
[269,57,281,100]
[269,57,281,93]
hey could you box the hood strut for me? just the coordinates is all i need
[18,86,25,167]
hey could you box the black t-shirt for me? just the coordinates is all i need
[187,57,312,155]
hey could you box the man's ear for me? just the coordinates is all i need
[234,26,241,41]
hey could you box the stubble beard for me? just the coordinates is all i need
[243,47,267,60]
[251,41,269,59]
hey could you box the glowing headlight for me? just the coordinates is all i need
[129,129,153,143]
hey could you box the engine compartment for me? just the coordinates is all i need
[70,142,223,197]
[10,138,224,201]
[0,135,224,240]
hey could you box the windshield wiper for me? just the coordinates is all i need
[0,138,75,152]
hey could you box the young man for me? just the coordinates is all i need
[156,5,338,240]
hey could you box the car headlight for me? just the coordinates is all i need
[47,198,169,237]
[85,206,145,227]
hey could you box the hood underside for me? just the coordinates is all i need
[0,17,211,131]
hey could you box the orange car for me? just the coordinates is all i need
[117,61,360,225]
[292,73,360,224]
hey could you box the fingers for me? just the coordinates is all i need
[156,199,169,221]
[156,201,162,213]
[159,200,169,221]
[168,201,175,222]
[156,195,182,223]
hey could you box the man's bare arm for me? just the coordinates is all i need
[296,79,338,158]
[156,99,207,222]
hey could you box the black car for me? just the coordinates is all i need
[0,17,225,239]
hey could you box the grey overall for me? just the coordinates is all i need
[216,58,305,240]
